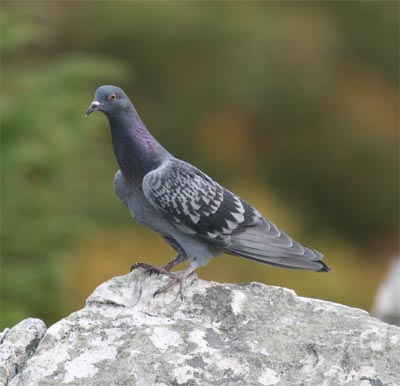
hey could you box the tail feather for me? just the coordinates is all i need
[224,223,330,272]
[317,260,331,272]
[236,228,304,253]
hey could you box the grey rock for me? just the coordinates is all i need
[6,269,400,386]
[371,257,400,326]
[0,318,46,385]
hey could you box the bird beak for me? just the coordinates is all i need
[85,101,101,116]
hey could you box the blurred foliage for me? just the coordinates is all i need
[1,2,398,329]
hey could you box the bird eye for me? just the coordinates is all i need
[109,93,117,101]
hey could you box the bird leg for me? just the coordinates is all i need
[130,262,178,280]
[131,254,193,300]
[161,254,189,272]
[153,266,196,301]
[130,252,188,276]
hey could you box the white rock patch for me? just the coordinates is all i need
[231,290,247,315]
[172,365,198,384]
[149,326,182,351]
[258,368,281,385]
[64,337,118,383]
[188,329,218,354]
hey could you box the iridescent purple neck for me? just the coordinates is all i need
[107,108,169,181]
[132,115,159,154]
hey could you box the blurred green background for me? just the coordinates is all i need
[1,2,398,329]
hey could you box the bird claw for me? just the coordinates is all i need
[153,268,195,301]
[131,262,194,301]
[130,262,176,279]
[153,275,185,301]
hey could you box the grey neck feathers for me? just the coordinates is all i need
[108,108,169,181]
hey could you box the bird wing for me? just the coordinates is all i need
[142,158,260,244]
[143,158,328,271]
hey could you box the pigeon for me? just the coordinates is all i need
[86,85,330,298]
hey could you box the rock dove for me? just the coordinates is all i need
[86,85,330,298]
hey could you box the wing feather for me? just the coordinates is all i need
[143,159,258,244]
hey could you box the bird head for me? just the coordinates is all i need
[85,85,132,117]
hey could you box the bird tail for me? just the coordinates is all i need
[223,224,330,272]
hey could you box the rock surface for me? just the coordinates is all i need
[2,269,400,386]
[0,318,46,385]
